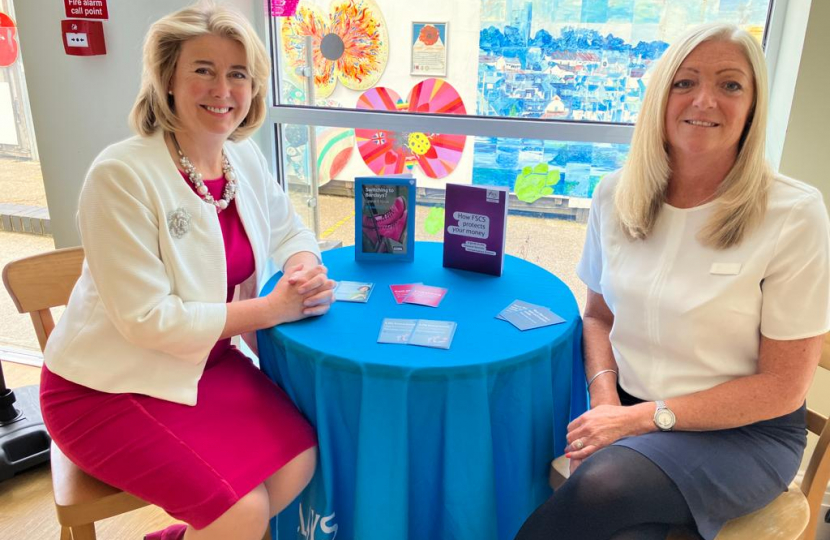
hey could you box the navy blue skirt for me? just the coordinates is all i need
[613,387,807,539]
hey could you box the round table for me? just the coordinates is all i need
[257,242,585,540]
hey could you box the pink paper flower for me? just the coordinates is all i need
[355,79,467,179]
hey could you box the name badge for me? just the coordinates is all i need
[710,262,742,275]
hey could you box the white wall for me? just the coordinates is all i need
[14,0,264,247]
[779,0,830,207]
[766,0,812,171]
[778,0,830,471]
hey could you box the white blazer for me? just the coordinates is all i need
[44,131,321,405]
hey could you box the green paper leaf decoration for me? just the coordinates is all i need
[515,163,560,203]
[424,206,445,235]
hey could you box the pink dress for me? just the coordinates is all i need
[40,172,317,529]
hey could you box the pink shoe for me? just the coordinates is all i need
[362,197,407,244]
[144,524,187,540]
[376,196,406,228]
[377,208,407,242]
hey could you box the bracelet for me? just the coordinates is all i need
[587,369,618,389]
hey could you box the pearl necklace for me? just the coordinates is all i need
[171,133,238,212]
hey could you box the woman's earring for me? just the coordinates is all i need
[168,90,173,95]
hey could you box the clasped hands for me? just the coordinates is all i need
[266,263,336,324]
[565,402,648,473]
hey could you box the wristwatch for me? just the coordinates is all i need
[653,400,676,431]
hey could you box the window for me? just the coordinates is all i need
[267,0,778,303]
[0,0,53,356]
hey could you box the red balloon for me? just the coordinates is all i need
[0,12,19,68]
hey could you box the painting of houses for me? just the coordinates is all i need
[473,0,771,200]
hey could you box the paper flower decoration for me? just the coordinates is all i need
[354,79,467,179]
[280,0,388,98]
[280,83,355,185]
[316,126,354,185]
[282,124,354,186]
[424,206,445,235]
[515,163,560,203]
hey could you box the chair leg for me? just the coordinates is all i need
[60,526,72,540]
[69,524,97,540]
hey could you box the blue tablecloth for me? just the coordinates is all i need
[257,242,586,540]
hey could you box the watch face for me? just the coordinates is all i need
[655,409,675,430]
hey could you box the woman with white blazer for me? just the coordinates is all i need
[39,5,335,540]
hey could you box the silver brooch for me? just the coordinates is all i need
[167,207,191,239]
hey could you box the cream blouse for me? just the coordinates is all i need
[577,171,830,400]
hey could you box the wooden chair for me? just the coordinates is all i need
[3,246,150,540]
[549,333,830,540]
[3,247,273,540]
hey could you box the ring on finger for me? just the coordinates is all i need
[573,439,584,450]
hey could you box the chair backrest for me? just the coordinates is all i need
[801,333,830,540]
[2,247,84,352]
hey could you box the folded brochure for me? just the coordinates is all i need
[378,318,457,349]
[497,300,565,330]
[334,281,374,303]
[401,284,447,307]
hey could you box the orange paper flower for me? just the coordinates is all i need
[281,0,388,98]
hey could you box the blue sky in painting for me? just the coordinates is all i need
[607,0,634,22]
[581,0,609,24]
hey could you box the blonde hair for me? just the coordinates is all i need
[129,1,269,142]
[614,23,772,249]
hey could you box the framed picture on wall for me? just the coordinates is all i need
[355,175,416,262]
[411,22,448,77]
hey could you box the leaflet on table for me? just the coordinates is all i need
[497,300,565,330]
[408,320,457,349]
[443,183,509,276]
[334,281,375,303]
[401,284,448,307]
[377,318,457,349]
[389,283,423,304]
[377,318,418,344]
[355,175,416,262]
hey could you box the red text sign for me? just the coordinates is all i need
[64,0,108,20]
